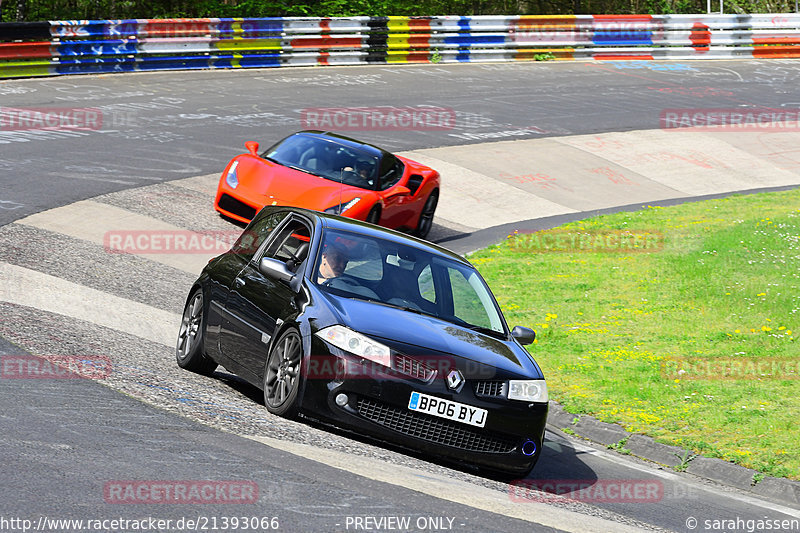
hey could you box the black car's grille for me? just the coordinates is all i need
[218,194,256,220]
[392,354,436,382]
[356,397,516,454]
[474,381,506,398]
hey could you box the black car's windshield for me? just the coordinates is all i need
[314,230,506,335]
[263,134,380,189]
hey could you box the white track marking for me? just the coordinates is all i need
[249,435,646,533]
[398,150,576,229]
[0,262,179,346]
[17,200,223,275]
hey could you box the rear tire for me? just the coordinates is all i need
[366,205,381,225]
[176,289,217,375]
[414,190,438,239]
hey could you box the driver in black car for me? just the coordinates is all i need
[317,244,348,285]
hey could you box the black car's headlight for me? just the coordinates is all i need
[508,380,548,402]
[324,197,360,215]
[316,325,391,368]
[225,161,239,189]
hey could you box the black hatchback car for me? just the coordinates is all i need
[176,206,548,476]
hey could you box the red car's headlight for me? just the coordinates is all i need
[324,197,361,215]
[225,161,239,189]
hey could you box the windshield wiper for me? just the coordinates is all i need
[448,317,505,338]
[463,324,505,338]
[265,156,316,176]
[369,300,436,318]
[283,164,317,176]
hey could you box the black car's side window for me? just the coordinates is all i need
[230,211,287,258]
[418,264,436,304]
[261,218,311,272]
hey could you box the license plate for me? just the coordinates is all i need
[408,391,487,428]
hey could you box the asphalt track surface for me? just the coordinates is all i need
[3,59,800,226]
[2,61,800,532]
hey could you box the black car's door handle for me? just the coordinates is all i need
[234,277,245,289]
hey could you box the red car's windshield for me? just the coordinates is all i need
[263,134,380,189]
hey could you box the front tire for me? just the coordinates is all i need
[176,289,217,375]
[264,328,303,418]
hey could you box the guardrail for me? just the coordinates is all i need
[2,14,800,79]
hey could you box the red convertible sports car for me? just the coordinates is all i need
[214,131,441,239]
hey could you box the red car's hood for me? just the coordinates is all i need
[235,156,365,208]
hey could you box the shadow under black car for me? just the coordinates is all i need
[205,367,598,488]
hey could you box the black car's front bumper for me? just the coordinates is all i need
[301,339,548,477]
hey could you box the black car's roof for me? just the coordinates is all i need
[267,205,470,266]
[292,130,391,160]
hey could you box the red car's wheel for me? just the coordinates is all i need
[366,205,381,225]
[414,190,438,239]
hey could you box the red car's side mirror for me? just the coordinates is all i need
[384,185,410,199]
[245,141,259,156]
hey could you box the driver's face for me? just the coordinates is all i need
[320,249,346,279]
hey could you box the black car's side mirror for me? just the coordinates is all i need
[259,257,295,283]
[511,326,536,345]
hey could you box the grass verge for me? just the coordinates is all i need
[470,188,800,480]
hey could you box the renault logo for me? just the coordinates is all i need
[446,370,464,390]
